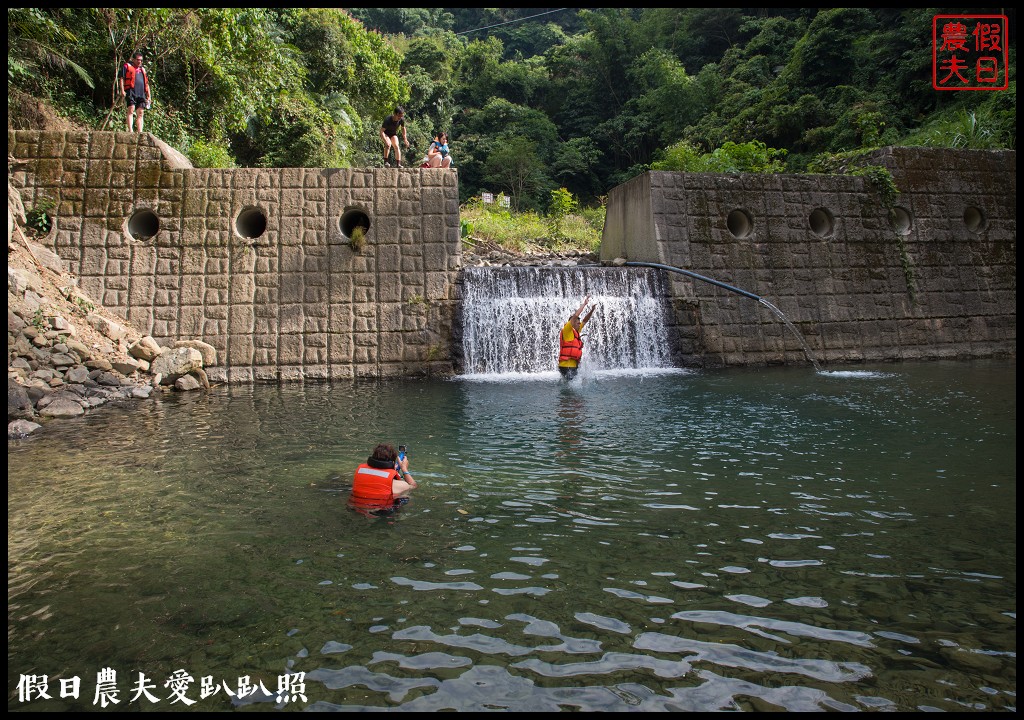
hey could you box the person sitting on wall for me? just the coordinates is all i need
[349,443,417,515]
[426,131,453,168]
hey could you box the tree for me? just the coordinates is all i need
[484,137,548,211]
[400,31,461,151]
[7,8,94,91]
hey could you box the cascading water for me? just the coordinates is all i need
[457,266,676,376]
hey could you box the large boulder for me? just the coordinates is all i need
[174,374,202,392]
[38,395,85,418]
[25,239,66,275]
[64,366,91,384]
[128,336,162,361]
[111,357,144,376]
[150,347,203,384]
[172,339,217,367]
[86,313,128,342]
[8,380,34,419]
[9,266,42,296]
[9,419,42,438]
[9,181,26,226]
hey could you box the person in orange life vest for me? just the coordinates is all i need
[350,443,417,511]
[118,51,151,133]
[558,295,597,380]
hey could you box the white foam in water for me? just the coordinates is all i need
[456,367,691,384]
[818,370,896,379]
[459,267,678,376]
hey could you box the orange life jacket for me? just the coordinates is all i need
[559,325,583,363]
[122,63,150,95]
[350,463,398,509]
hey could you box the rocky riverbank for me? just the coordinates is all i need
[461,237,599,268]
[8,182,218,439]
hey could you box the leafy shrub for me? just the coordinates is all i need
[26,197,56,235]
[547,187,578,244]
[187,140,236,168]
[350,226,367,253]
[652,140,787,173]
[461,194,601,254]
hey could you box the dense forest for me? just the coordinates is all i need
[8,8,1016,211]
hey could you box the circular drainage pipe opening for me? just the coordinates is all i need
[809,207,835,238]
[236,206,268,240]
[889,206,913,236]
[963,206,987,233]
[727,209,754,239]
[340,208,371,239]
[127,208,160,241]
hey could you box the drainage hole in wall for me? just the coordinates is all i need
[127,208,160,241]
[727,209,754,239]
[889,206,913,235]
[236,206,268,240]
[963,206,987,233]
[340,209,371,239]
[809,207,835,238]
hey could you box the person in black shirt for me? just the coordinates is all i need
[379,107,409,167]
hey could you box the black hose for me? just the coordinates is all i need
[623,261,762,301]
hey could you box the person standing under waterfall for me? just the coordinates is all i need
[558,295,597,380]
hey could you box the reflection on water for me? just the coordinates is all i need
[8,361,1016,711]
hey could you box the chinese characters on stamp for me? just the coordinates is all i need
[933,14,1009,90]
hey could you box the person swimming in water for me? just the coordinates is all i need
[349,443,417,515]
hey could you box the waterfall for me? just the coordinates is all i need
[456,266,676,376]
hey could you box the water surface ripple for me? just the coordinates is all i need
[8,361,1016,711]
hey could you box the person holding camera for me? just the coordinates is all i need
[350,443,417,513]
[395,445,414,478]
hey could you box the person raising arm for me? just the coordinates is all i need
[557,295,597,381]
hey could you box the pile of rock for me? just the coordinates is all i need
[462,239,599,269]
[8,181,217,439]
[8,305,219,438]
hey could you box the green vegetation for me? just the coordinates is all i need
[25,196,56,235]
[73,296,96,314]
[349,225,367,253]
[7,8,1015,253]
[460,193,603,254]
[31,308,47,331]
[652,140,787,173]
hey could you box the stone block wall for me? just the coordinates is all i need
[602,148,1016,366]
[9,131,461,380]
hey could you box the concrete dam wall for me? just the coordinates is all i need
[9,130,460,380]
[602,147,1016,366]
[9,131,1015,377]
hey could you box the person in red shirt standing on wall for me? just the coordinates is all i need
[118,51,151,133]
